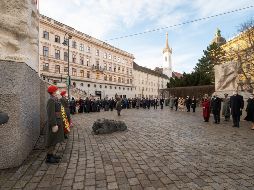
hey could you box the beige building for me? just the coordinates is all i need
[39,15,135,99]
[39,14,170,99]
[133,62,169,99]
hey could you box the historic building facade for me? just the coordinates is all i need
[39,15,135,99]
[39,15,171,99]
[133,62,169,99]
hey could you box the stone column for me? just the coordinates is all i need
[0,0,40,169]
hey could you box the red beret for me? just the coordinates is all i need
[47,85,58,94]
[60,91,67,96]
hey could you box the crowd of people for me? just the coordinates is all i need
[201,92,254,130]
[69,97,167,113]
[68,96,198,114]
[68,93,254,131]
[45,84,254,164]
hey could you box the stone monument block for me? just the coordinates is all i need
[0,0,40,169]
[0,61,41,169]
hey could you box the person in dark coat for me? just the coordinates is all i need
[104,98,109,111]
[136,98,141,109]
[154,99,158,109]
[46,85,65,164]
[211,94,222,124]
[174,97,178,111]
[69,97,76,114]
[146,98,150,109]
[132,98,136,108]
[191,96,197,112]
[78,97,84,113]
[91,99,96,112]
[142,98,146,109]
[185,96,192,112]
[84,97,90,113]
[244,94,254,130]
[222,93,231,121]
[202,95,211,122]
[109,98,114,111]
[96,98,101,112]
[160,98,164,109]
[230,91,244,128]
[115,95,122,116]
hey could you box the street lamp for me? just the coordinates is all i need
[62,33,72,100]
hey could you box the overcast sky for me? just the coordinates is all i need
[40,0,254,73]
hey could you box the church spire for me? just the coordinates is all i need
[163,32,172,54]
[166,32,169,49]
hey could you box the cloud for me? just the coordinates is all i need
[40,0,189,39]
[173,53,198,73]
[39,0,254,73]
[192,0,254,17]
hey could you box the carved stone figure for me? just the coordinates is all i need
[215,61,239,92]
[0,0,39,72]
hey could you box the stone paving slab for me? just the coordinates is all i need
[1,108,254,190]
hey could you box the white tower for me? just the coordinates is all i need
[162,32,172,78]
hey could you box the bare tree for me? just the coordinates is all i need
[226,19,254,92]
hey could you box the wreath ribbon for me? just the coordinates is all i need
[61,105,70,134]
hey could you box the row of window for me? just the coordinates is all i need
[139,80,158,87]
[43,63,132,84]
[79,83,133,91]
[43,46,91,65]
[137,87,160,92]
[42,46,132,75]
[42,30,128,64]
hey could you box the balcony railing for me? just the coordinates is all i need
[92,65,105,72]
[42,66,49,71]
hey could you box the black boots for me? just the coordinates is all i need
[46,154,61,164]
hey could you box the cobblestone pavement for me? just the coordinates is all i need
[1,108,254,190]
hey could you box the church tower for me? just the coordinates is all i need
[162,32,172,78]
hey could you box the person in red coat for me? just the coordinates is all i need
[202,94,211,122]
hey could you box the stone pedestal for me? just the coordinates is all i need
[0,60,40,169]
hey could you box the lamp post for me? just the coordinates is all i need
[63,33,72,100]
